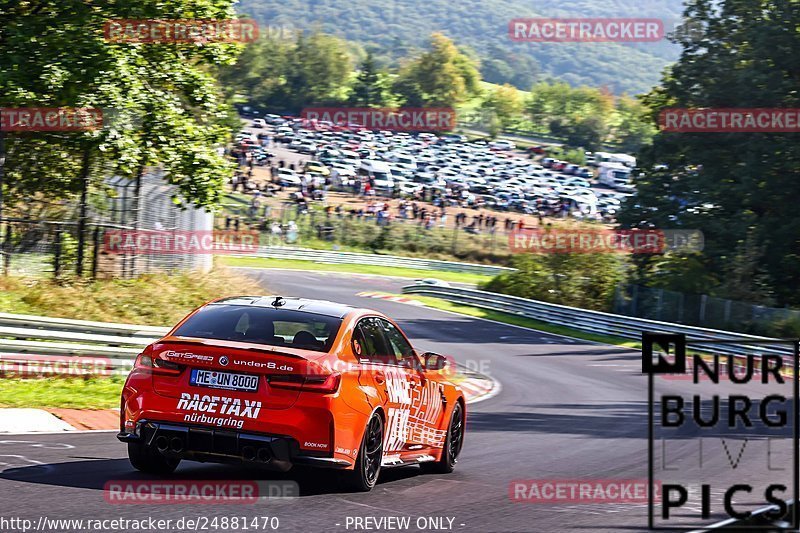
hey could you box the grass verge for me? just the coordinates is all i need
[406,294,640,349]
[219,256,493,286]
[0,267,266,325]
[0,371,488,409]
[0,376,125,409]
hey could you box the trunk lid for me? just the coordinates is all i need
[149,336,329,411]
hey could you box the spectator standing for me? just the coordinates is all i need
[270,221,283,245]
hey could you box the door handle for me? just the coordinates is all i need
[374,373,385,385]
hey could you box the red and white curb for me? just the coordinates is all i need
[459,375,500,404]
[357,291,424,306]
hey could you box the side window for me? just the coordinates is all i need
[379,319,416,366]
[353,318,392,364]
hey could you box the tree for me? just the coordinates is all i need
[393,33,480,107]
[480,84,522,130]
[566,115,608,151]
[613,95,657,153]
[0,0,243,213]
[221,31,351,112]
[349,52,390,106]
[621,0,800,305]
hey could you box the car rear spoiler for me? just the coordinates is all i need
[155,336,314,361]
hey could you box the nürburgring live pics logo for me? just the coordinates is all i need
[643,332,798,529]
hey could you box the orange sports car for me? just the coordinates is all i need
[118,296,466,491]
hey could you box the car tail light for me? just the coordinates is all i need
[269,372,341,394]
[134,354,182,375]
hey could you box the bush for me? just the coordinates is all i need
[481,252,628,311]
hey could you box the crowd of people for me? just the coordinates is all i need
[222,130,593,245]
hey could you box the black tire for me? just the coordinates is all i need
[423,402,464,474]
[127,442,180,475]
[340,413,384,492]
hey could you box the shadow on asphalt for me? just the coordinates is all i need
[466,399,794,440]
[400,317,615,349]
[0,458,428,496]
[512,347,637,358]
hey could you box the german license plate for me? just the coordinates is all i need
[190,369,259,392]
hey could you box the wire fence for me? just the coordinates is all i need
[0,218,121,278]
[219,199,516,265]
[613,285,800,337]
[0,170,215,279]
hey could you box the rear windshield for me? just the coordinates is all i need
[173,305,343,352]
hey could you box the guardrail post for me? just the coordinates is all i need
[3,223,12,275]
[699,294,708,324]
[91,226,101,279]
[655,289,663,321]
[53,228,62,278]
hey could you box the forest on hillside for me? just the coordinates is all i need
[238,0,685,94]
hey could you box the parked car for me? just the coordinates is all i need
[297,142,318,154]
[304,161,330,177]
[276,168,301,186]
[489,140,516,151]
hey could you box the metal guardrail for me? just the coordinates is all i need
[0,314,167,375]
[2,280,794,377]
[0,312,169,337]
[401,285,795,359]
[241,246,515,276]
[688,499,797,531]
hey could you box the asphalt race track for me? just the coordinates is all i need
[0,269,793,533]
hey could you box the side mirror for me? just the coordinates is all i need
[422,352,449,371]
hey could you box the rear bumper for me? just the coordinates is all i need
[118,421,351,471]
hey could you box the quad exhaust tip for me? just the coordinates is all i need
[257,448,271,462]
[155,436,169,452]
[155,435,269,461]
[170,437,184,453]
[242,446,256,461]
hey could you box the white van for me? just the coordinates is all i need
[610,153,636,168]
[598,163,633,192]
[360,159,394,190]
[594,152,637,168]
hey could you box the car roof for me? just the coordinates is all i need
[208,296,359,319]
